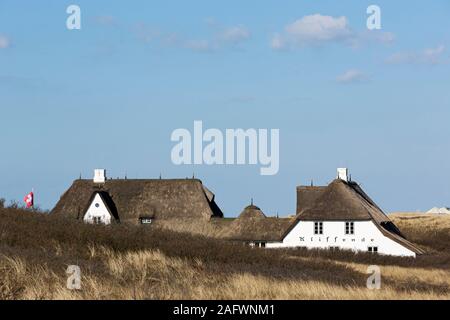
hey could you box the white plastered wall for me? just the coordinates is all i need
[266,220,415,257]
[83,193,112,225]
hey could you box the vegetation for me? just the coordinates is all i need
[0,206,448,300]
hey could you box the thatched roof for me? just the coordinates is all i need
[238,204,266,219]
[294,179,425,254]
[297,179,389,222]
[51,178,223,222]
[226,217,295,242]
[296,186,326,214]
[225,202,293,241]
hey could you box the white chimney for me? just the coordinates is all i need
[94,169,106,183]
[337,168,349,182]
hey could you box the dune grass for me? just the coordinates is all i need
[0,207,448,300]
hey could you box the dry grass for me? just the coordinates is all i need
[153,218,232,238]
[390,213,450,252]
[0,208,448,300]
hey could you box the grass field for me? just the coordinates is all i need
[0,206,448,300]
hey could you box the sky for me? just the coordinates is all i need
[1,1,450,216]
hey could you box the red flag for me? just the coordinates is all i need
[24,191,34,208]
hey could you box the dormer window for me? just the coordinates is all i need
[139,217,153,225]
[345,222,354,235]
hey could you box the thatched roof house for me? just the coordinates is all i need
[226,169,424,257]
[226,202,294,245]
[238,203,267,219]
[291,178,425,255]
[51,174,223,223]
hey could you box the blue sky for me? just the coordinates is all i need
[1,1,450,216]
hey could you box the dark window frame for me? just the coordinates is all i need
[139,217,153,224]
[93,216,102,224]
[345,221,355,235]
[368,246,378,253]
[314,221,323,235]
[255,242,266,248]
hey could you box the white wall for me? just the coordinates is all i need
[83,194,112,225]
[266,220,415,257]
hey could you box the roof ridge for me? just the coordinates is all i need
[75,178,204,182]
[52,178,223,220]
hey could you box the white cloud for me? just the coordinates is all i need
[184,39,215,52]
[271,14,353,49]
[423,45,446,64]
[375,31,395,44]
[185,24,250,51]
[220,26,251,44]
[270,34,285,50]
[134,23,162,43]
[134,21,251,53]
[271,14,395,50]
[0,35,11,49]
[386,52,409,64]
[336,69,369,84]
[386,45,448,65]
[287,15,351,42]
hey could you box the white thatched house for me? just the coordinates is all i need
[228,169,424,257]
[51,169,224,225]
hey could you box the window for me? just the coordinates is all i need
[345,222,354,235]
[140,218,153,224]
[368,246,378,253]
[314,222,323,235]
[93,217,102,224]
[250,242,266,248]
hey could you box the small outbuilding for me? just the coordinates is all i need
[427,207,450,215]
[226,202,294,248]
